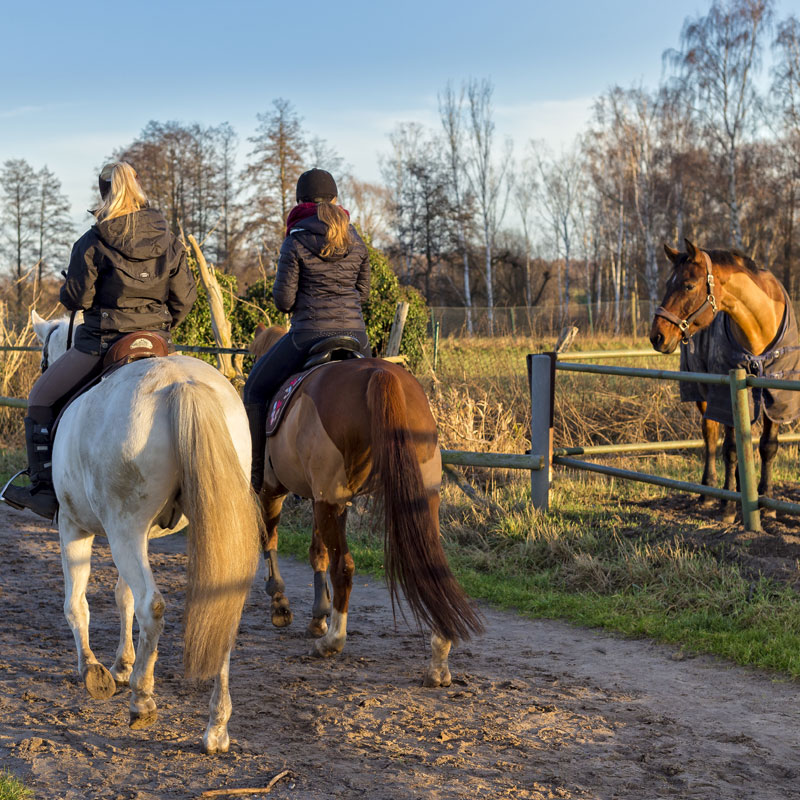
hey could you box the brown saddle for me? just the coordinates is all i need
[51,332,170,441]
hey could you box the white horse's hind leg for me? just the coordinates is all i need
[203,651,232,755]
[106,528,164,729]
[423,631,452,688]
[59,518,116,700]
[111,575,135,685]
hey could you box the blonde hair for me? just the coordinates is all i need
[93,162,147,232]
[316,199,353,258]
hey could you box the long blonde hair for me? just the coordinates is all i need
[94,162,147,227]
[316,199,353,258]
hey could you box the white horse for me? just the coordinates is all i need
[22,311,262,754]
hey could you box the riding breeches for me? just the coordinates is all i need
[28,348,102,410]
[243,329,370,407]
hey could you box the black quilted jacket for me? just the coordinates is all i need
[273,215,370,332]
[60,208,196,355]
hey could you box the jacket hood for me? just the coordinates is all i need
[94,208,171,260]
[289,215,350,262]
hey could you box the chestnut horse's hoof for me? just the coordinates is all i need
[700,495,716,509]
[129,709,158,729]
[83,663,116,700]
[307,616,328,637]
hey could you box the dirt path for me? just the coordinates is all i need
[1,505,799,800]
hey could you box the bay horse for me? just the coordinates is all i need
[251,325,482,687]
[15,311,262,754]
[650,240,800,522]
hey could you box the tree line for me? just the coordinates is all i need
[1,0,799,335]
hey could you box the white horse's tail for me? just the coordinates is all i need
[168,381,262,680]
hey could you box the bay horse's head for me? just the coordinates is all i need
[650,240,718,354]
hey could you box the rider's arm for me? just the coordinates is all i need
[59,237,98,311]
[356,243,370,305]
[166,241,197,329]
[273,237,299,313]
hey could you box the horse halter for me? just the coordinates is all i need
[41,310,78,373]
[654,254,718,344]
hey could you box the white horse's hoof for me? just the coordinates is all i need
[423,666,452,688]
[83,663,116,700]
[310,637,342,658]
[203,729,230,755]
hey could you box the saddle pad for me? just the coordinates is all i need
[679,289,800,427]
[265,363,329,437]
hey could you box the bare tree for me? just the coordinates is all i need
[35,165,74,285]
[339,177,390,246]
[511,149,537,306]
[465,78,511,333]
[0,159,39,318]
[439,83,474,332]
[667,0,774,248]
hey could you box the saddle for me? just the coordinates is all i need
[265,335,364,437]
[51,332,170,441]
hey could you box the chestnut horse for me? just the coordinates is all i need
[251,325,482,686]
[650,241,800,522]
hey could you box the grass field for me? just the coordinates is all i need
[0,770,32,800]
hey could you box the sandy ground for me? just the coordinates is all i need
[1,504,800,800]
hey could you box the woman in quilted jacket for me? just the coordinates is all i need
[243,168,371,493]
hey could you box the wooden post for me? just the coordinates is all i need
[528,352,555,511]
[433,321,440,371]
[386,301,409,357]
[187,235,239,383]
[729,367,761,532]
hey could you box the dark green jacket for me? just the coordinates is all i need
[60,208,196,355]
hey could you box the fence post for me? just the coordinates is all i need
[529,352,555,511]
[729,367,761,532]
[432,321,440,371]
[386,301,409,357]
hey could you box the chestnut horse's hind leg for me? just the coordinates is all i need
[758,417,780,518]
[260,492,293,628]
[59,517,116,701]
[721,426,738,524]
[310,501,352,657]
[697,402,720,508]
[308,528,331,637]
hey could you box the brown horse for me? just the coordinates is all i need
[250,325,482,686]
[650,240,800,522]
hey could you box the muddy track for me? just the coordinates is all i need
[1,505,799,800]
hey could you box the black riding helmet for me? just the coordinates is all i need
[296,169,338,203]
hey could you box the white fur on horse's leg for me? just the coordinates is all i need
[311,609,347,657]
[59,518,116,700]
[111,575,135,684]
[203,651,232,755]
[107,530,164,728]
[423,631,452,688]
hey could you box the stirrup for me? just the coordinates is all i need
[0,469,31,509]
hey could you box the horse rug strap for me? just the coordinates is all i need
[679,287,800,426]
[265,363,330,437]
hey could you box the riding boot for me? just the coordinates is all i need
[1,407,59,519]
[245,403,267,494]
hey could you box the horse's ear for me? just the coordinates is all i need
[255,323,267,333]
[684,239,699,261]
[664,244,680,264]
[30,310,52,345]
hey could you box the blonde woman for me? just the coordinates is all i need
[3,162,196,517]
[244,168,371,492]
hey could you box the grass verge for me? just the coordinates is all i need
[0,771,32,800]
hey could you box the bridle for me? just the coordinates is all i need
[41,310,78,373]
[654,253,718,344]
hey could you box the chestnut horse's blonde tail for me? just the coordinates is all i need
[366,368,483,643]
[168,381,262,679]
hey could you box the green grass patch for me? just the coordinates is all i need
[0,771,32,800]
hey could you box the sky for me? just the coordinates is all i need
[2,0,799,229]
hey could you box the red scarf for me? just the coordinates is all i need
[285,203,350,237]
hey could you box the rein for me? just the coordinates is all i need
[41,310,78,373]
[654,255,718,343]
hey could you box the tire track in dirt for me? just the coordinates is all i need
[1,505,798,799]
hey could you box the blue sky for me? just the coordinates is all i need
[2,0,797,227]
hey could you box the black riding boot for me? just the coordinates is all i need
[2,407,58,519]
[245,403,267,494]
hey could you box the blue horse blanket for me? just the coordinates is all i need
[679,291,800,427]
